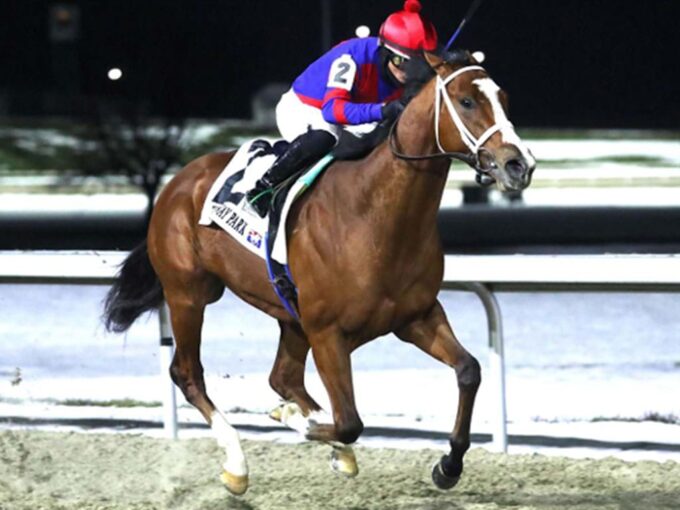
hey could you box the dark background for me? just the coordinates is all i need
[1,0,678,253]
[1,0,679,128]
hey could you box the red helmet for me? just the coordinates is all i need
[379,0,438,57]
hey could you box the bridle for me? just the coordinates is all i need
[389,64,511,178]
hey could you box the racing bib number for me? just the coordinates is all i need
[327,55,357,91]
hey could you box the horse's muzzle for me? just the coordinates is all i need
[488,146,535,191]
[504,157,533,189]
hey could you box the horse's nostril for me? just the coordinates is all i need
[505,158,526,176]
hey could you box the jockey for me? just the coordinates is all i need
[247,0,438,217]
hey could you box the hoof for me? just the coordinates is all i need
[269,404,284,422]
[220,470,249,496]
[431,458,460,490]
[269,402,303,424]
[330,446,359,477]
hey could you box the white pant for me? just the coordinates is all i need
[276,89,378,142]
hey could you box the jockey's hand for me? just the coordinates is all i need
[381,100,405,121]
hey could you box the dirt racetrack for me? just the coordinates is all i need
[1,429,679,510]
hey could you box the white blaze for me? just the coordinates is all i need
[473,78,536,167]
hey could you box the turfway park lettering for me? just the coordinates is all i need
[212,203,248,236]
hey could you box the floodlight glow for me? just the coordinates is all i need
[107,68,123,81]
[355,25,370,38]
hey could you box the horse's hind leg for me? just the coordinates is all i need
[268,321,322,416]
[396,300,481,490]
[164,280,249,495]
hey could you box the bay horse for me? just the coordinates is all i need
[103,50,535,495]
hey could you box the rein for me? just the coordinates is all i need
[389,64,509,173]
[388,118,475,165]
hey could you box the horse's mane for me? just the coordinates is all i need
[402,49,472,102]
[332,49,473,161]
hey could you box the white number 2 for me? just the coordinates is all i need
[327,55,357,91]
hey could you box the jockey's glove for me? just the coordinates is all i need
[381,99,406,121]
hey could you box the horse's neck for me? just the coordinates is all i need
[355,82,449,244]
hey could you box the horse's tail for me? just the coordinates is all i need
[103,240,164,333]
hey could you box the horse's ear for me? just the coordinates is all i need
[423,51,443,70]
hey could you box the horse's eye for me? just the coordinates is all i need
[460,98,474,109]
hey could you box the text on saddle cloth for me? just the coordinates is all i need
[198,140,272,259]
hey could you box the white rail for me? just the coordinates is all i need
[0,250,177,439]
[443,254,680,452]
[2,251,680,450]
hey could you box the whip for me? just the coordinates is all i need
[444,0,488,50]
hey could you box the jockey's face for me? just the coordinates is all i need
[387,54,408,85]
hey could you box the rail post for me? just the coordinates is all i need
[159,302,178,439]
[463,282,508,453]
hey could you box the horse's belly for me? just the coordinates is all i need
[338,288,436,342]
[347,301,398,339]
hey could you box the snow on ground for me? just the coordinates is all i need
[527,139,680,163]
[2,370,679,463]
[3,184,680,213]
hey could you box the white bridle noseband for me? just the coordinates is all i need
[434,65,512,155]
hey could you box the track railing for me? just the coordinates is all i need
[2,251,680,450]
[442,254,680,452]
[0,251,178,439]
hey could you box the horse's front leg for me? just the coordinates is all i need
[396,301,481,490]
[303,327,363,477]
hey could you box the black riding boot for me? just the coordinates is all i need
[247,130,336,217]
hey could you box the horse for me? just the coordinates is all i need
[103,50,535,496]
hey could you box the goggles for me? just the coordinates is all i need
[389,53,409,69]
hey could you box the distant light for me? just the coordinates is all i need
[355,25,370,38]
[472,51,486,63]
[54,7,73,25]
[107,68,123,81]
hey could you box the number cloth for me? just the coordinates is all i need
[291,37,403,126]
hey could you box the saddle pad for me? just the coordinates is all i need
[198,140,333,266]
[198,141,272,259]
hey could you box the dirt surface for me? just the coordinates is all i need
[1,430,679,510]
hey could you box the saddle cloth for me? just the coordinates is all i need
[198,139,332,267]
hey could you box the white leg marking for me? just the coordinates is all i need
[271,402,358,475]
[474,78,536,168]
[275,402,333,437]
[211,410,248,476]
